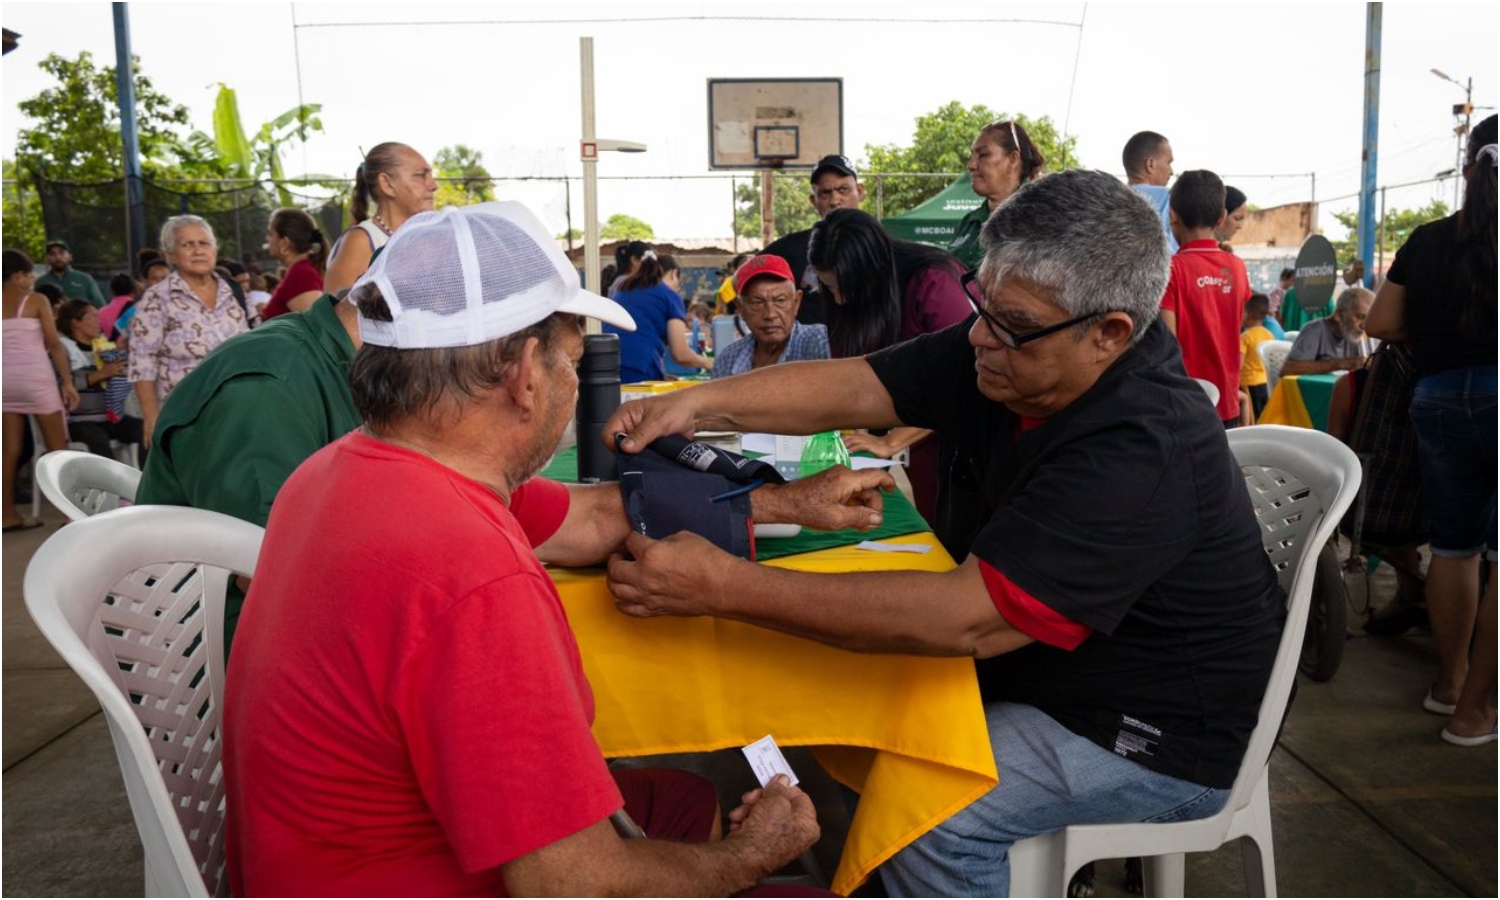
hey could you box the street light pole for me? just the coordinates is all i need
[1431,68,1474,207]
[579,37,646,334]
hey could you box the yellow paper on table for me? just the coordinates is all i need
[551,532,997,895]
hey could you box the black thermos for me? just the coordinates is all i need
[576,333,622,483]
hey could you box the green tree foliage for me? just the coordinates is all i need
[733,173,827,240]
[864,101,1081,218]
[2,159,46,257]
[602,213,655,241]
[1330,200,1449,263]
[433,144,495,208]
[13,51,220,183]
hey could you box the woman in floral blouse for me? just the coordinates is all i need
[128,215,248,448]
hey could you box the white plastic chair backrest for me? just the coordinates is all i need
[23,505,264,898]
[1222,425,1360,815]
[1259,339,1294,391]
[1283,330,1299,342]
[1192,378,1221,408]
[35,449,141,522]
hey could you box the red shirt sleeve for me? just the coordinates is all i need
[979,559,1092,650]
[510,477,571,547]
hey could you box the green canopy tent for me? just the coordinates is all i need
[881,174,983,248]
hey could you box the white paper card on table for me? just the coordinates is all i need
[742,734,800,787]
[740,432,777,456]
[773,434,808,463]
[856,540,933,554]
[851,456,902,470]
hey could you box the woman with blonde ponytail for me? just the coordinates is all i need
[323,142,437,295]
[261,208,329,320]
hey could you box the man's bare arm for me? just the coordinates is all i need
[502,776,816,897]
[607,358,901,454]
[608,531,1032,660]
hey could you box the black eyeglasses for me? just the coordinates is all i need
[960,269,1110,350]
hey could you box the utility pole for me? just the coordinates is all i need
[1357,3,1380,287]
[1431,68,1475,207]
[113,3,145,266]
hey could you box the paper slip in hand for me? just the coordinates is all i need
[856,540,933,554]
[742,734,799,787]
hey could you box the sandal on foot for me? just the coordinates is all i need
[1424,685,1457,716]
[1440,726,1497,747]
[2,518,43,533]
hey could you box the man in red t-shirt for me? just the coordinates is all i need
[1159,169,1251,424]
[225,203,882,896]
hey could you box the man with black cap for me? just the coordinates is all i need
[763,153,866,326]
[35,240,105,308]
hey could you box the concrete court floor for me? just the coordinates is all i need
[3,494,1496,897]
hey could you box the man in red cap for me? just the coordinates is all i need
[711,254,829,378]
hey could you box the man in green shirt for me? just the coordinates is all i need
[137,294,361,645]
[35,240,106,308]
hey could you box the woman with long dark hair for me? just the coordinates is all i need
[603,251,713,383]
[324,143,437,296]
[260,208,329,320]
[807,207,970,521]
[1367,114,1497,746]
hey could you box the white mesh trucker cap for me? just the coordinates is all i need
[353,201,636,349]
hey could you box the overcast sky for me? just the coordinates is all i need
[2,1,1495,239]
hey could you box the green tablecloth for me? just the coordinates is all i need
[541,445,930,561]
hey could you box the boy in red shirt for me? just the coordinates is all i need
[1159,170,1251,425]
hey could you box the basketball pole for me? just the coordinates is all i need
[759,169,775,249]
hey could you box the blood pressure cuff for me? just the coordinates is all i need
[616,435,785,560]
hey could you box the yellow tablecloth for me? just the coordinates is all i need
[550,532,997,895]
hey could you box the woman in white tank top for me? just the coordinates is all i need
[324,143,437,296]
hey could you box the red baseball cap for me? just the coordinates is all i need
[733,254,796,295]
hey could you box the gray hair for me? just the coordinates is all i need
[159,215,217,254]
[980,169,1169,342]
[1334,286,1373,313]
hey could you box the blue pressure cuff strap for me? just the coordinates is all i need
[616,435,785,560]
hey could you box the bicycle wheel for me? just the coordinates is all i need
[1299,541,1349,682]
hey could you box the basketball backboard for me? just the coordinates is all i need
[707,78,843,170]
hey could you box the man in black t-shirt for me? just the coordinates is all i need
[604,170,1284,896]
[762,154,866,327]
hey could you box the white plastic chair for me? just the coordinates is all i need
[1282,330,1299,343]
[35,449,141,521]
[1192,378,1221,408]
[1008,426,1361,898]
[24,505,265,897]
[1259,340,1294,392]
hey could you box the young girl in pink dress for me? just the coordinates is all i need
[3,249,80,531]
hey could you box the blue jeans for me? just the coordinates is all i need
[1410,365,1497,560]
[881,702,1229,897]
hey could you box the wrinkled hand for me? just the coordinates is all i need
[607,531,735,618]
[766,465,893,532]
[725,776,820,872]
[603,395,699,456]
[840,431,899,459]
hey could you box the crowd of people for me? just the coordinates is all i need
[4,113,1494,898]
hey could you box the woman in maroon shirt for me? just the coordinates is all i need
[260,208,327,321]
